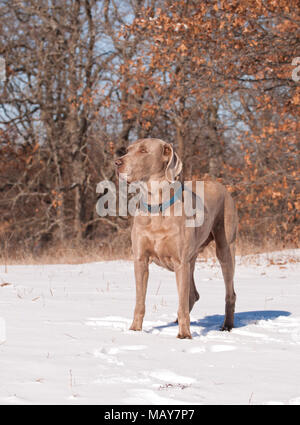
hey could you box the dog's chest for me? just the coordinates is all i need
[133,216,184,270]
[146,231,181,270]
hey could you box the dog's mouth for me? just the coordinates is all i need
[115,165,124,175]
[116,167,133,183]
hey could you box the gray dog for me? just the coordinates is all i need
[115,138,238,339]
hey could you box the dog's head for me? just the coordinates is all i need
[115,138,182,183]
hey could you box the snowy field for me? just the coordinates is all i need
[0,250,300,405]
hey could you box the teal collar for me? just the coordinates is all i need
[140,183,183,214]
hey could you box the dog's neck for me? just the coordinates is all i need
[143,178,182,207]
[145,178,166,205]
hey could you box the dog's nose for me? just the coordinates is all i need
[115,159,123,167]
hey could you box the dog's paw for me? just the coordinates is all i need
[177,332,192,339]
[220,324,233,332]
[129,323,142,331]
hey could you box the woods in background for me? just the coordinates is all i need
[0,0,299,260]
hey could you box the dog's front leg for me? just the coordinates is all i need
[130,258,149,331]
[175,262,192,339]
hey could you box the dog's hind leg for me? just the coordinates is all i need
[216,240,236,331]
[213,191,238,331]
[213,223,237,330]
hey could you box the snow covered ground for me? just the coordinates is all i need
[0,250,300,405]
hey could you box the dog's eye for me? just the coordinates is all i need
[140,148,147,153]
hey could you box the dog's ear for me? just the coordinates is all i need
[163,143,182,183]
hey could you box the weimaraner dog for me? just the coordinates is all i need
[115,138,238,339]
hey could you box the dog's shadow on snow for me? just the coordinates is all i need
[151,310,291,336]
